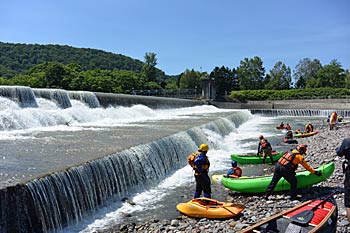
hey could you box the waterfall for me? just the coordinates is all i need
[68,91,100,108]
[0,86,38,108]
[33,88,72,109]
[0,111,249,232]
[250,109,350,117]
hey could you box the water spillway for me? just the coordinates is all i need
[0,86,250,232]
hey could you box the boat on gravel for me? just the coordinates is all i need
[176,198,245,219]
[221,162,334,193]
[294,131,319,138]
[240,195,337,233]
[230,151,284,164]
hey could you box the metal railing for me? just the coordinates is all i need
[132,88,200,99]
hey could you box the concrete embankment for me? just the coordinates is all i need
[210,98,350,110]
[95,92,207,108]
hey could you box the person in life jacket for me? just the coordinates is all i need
[265,144,322,200]
[336,137,350,222]
[285,130,293,140]
[257,135,273,164]
[304,123,314,133]
[224,160,242,178]
[329,111,338,130]
[187,143,211,198]
[285,123,292,130]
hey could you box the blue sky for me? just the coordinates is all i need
[1,0,349,75]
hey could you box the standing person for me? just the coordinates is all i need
[329,111,338,130]
[257,135,273,164]
[187,144,211,198]
[265,144,322,200]
[336,138,350,222]
[224,160,242,178]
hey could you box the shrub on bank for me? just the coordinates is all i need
[230,88,350,102]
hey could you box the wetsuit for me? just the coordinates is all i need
[336,138,350,209]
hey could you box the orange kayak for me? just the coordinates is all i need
[176,198,245,219]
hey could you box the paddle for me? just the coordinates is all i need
[290,191,336,225]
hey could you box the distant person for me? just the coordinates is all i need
[338,115,344,122]
[336,138,350,222]
[188,144,211,198]
[304,123,314,133]
[285,123,292,130]
[265,144,322,200]
[285,130,293,140]
[257,135,273,164]
[280,122,284,127]
[224,160,242,178]
[295,129,302,134]
[329,111,338,130]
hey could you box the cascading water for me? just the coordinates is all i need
[0,86,347,233]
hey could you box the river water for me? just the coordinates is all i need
[0,89,335,233]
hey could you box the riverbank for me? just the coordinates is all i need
[106,123,350,232]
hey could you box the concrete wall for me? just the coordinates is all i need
[95,92,207,109]
[210,99,350,110]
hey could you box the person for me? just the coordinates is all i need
[336,138,350,222]
[280,122,284,127]
[304,123,314,133]
[329,111,338,130]
[257,135,273,164]
[285,130,293,140]
[265,144,322,200]
[285,123,292,130]
[295,129,301,134]
[338,115,344,122]
[224,160,242,178]
[187,144,211,198]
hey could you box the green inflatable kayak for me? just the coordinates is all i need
[221,162,334,193]
[230,151,284,164]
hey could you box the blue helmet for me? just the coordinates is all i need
[231,160,237,167]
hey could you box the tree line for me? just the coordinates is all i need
[0,42,349,97]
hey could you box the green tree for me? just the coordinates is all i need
[237,56,265,90]
[313,59,345,88]
[265,61,291,90]
[142,52,158,82]
[210,66,236,95]
[179,69,202,89]
[293,58,322,88]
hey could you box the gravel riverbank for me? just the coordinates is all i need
[105,124,350,233]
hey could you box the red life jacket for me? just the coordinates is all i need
[278,151,298,170]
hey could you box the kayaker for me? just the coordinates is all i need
[265,144,322,200]
[280,122,284,127]
[285,123,292,130]
[329,111,337,130]
[257,135,273,164]
[187,144,211,198]
[285,130,293,140]
[224,160,242,178]
[304,123,314,133]
[336,137,350,222]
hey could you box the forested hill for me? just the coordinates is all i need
[0,42,146,78]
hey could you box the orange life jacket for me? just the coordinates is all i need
[278,151,298,170]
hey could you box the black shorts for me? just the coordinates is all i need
[345,171,350,208]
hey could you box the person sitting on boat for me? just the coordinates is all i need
[285,130,293,140]
[304,123,314,133]
[257,135,273,164]
[285,123,292,130]
[280,122,284,127]
[295,129,301,134]
[224,160,242,178]
[265,144,322,201]
[187,144,211,199]
[338,115,343,122]
[336,137,350,222]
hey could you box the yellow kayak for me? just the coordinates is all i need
[176,198,245,219]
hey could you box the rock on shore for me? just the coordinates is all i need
[104,124,350,233]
